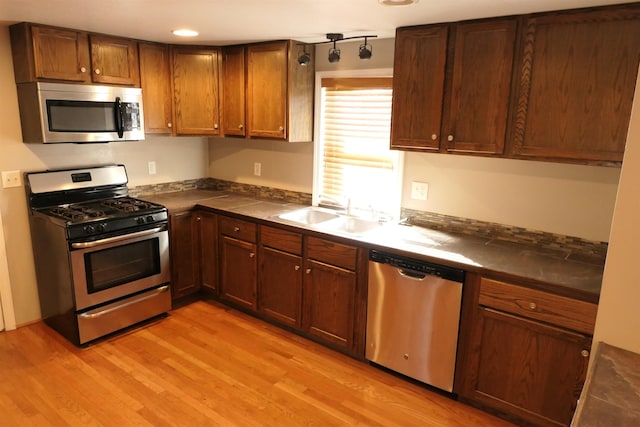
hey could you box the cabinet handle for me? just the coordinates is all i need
[294,265,300,271]
[447,135,454,142]
[279,126,284,131]
[305,268,311,274]
[431,134,438,141]
[214,123,219,129]
[94,69,101,75]
[239,124,244,129]
[528,302,537,310]
[249,252,255,258]
[168,123,172,128]
[581,349,590,358]
[80,66,87,73]
[196,217,201,221]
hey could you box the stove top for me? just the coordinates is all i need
[44,197,162,222]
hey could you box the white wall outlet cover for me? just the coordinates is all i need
[411,181,428,201]
[1,170,22,188]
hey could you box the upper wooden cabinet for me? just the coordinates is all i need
[221,46,247,137]
[139,42,173,134]
[172,47,222,136]
[391,19,516,155]
[10,23,139,86]
[510,6,640,165]
[246,41,314,142]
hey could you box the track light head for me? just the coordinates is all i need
[328,41,341,63]
[298,49,311,66]
[359,37,373,60]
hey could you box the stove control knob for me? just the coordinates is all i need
[84,225,95,234]
[146,215,155,223]
[136,217,146,224]
[96,223,106,233]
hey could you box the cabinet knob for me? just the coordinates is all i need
[234,227,240,232]
[167,123,172,128]
[305,268,311,274]
[528,302,537,310]
[196,217,201,221]
[447,135,454,142]
[94,69,101,75]
[214,123,219,129]
[581,349,590,358]
[80,66,87,73]
[431,134,438,141]
[239,124,244,129]
[249,252,255,258]
[294,265,300,271]
[279,126,284,131]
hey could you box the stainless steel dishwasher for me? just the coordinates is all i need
[366,250,465,392]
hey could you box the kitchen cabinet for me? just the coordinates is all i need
[221,46,246,137]
[139,42,173,134]
[509,5,640,165]
[246,40,314,142]
[196,210,218,294]
[391,19,516,154]
[9,23,139,86]
[258,225,303,328]
[456,275,597,427]
[218,216,257,310]
[301,236,365,354]
[169,211,201,299]
[172,47,222,136]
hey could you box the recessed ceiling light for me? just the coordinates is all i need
[378,0,419,5]
[172,29,199,37]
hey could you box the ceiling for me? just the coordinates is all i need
[0,0,634,45]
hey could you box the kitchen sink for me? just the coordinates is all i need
[276,207,341,225]
[315,215,383,236]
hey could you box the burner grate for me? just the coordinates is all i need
[102,198,154,212]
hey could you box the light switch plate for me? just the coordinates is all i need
[2,170,21,188]
[411,181,428,201]
[148,161,157,175]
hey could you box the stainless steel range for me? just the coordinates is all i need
[25,164,171,345]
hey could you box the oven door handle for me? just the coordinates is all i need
[78,285,170,319]
[71,226,166,249]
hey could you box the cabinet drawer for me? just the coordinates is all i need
[305,236,357,271]
[260,225,302,255]
[219,216,257,243]
[479,277,597,335]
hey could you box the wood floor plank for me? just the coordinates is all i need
[0,300,515,426]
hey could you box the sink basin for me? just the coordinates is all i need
[276,207,341,225]
[315,216,382,236]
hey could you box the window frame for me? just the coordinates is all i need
[312,68,404,221]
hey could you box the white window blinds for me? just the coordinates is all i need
[317,77,400,218]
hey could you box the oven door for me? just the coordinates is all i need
[70,224,170,310]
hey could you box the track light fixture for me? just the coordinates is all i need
[297,33,378,65]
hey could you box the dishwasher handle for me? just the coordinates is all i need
[398,269,427,280]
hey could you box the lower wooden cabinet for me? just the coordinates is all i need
[218,216,257,310]
[456,274,597,427]
[169,211,200,299]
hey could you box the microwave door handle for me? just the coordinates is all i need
[115,96,124,138]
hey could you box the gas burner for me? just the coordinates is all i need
[102,197,154,212]
[49,206,105,221]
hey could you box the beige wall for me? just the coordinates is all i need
[593,68,640,354]
[0,26,210,325]
[210,38,620,242]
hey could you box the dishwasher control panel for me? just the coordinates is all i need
[369,250,465,283]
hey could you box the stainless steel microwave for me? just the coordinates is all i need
[16,82,144,143]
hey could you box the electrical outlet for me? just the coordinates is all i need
[2,170,22,188]
[254,162,262,176]
[148,161,157,175]
[411,181,428,201]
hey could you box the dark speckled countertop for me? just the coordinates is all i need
[571,343,640,426]
[142,189,604,302]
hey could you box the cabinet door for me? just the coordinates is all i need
[219,236,257,310]
[259,247,302,328]
[462,307,591,426]
[444,20,516,154]
[89,34,140,86]
[197,211,218,294]
[28,25,91,82]
[139,42,173,134]
[390,26,448,150]
[247,41,288,139]
[302,259,356,351]
[511,7,640,164]
[172,47,221,135]
[222,46,246,137]
[169,212,200,299]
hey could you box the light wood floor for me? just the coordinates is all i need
[0,300,514,426]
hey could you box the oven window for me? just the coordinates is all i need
[84,238,161,293]
[47,100,117,132]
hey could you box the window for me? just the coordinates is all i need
[313,72,403,221]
